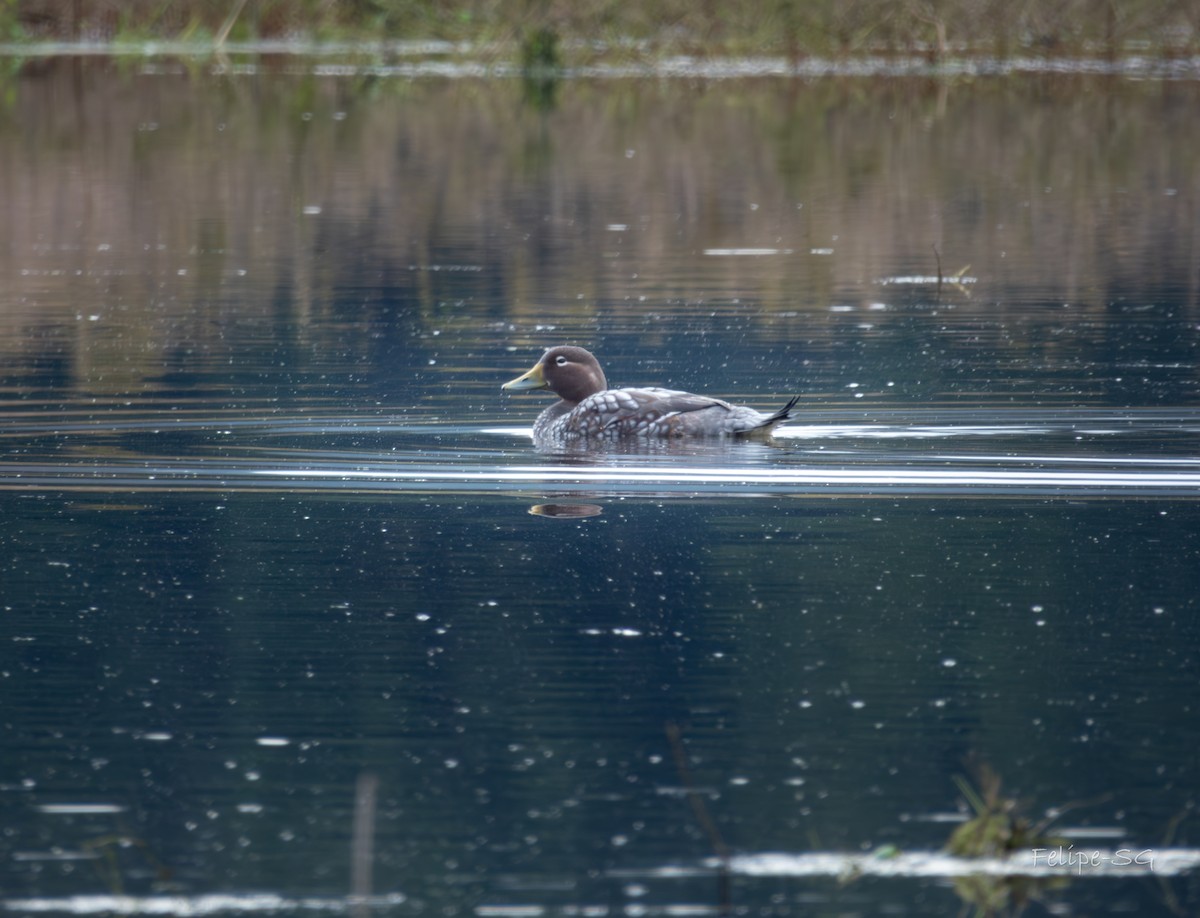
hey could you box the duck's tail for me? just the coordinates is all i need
[738,395,800,439]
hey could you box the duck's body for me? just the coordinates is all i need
[502,346,797,440]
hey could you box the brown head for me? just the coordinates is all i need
[502,346,609,405]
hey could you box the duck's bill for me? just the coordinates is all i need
[502,362,547,391]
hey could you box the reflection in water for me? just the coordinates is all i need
[2,58,1199,917]
[2,61,1198,418]
[529,503,604,519]
[723,847,1200,878]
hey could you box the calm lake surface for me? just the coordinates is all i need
[2,53,1199,916]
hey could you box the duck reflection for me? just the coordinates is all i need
[529,502,603,519]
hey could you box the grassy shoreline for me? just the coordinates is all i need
[5,1,1198,60]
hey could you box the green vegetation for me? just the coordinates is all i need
[4,0,1198,58]
[946,768,1067,859]
[946,767,1071,917]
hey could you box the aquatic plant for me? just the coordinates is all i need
[947,766,1065,858]
[519,23,560,109]
[519,24,559,72]
[946,766,1070,917]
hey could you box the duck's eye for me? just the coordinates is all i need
[555,355,568,366]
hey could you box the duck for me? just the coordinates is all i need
[502,345,798,439]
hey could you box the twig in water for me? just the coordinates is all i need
[666,722,732,916]
[351,772,380,914]
[216,0,250,48]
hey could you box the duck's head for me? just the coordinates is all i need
[502,346,608,405]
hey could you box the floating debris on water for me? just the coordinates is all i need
[703,248,795,256]
[879,274,978,285]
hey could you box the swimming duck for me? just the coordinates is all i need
[502,345,798,439]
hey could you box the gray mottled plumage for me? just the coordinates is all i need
[502,345,797,440]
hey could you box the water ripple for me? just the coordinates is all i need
[0,458,1196,498]
[2,411,1197,499]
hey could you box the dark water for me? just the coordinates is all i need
[2,56,1199,916]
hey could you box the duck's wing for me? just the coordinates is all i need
[621,387,736,416]
[558,387,713,436]
[570,387,782,437]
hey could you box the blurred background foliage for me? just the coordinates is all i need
[4,0,1199,58]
